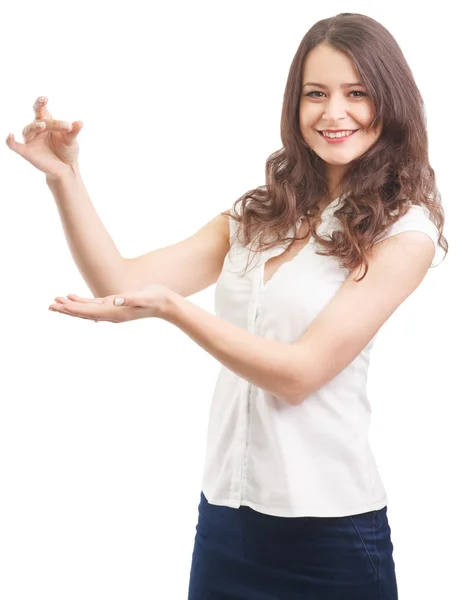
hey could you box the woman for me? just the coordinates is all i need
[6,12,448,600]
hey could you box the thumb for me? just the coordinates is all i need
[113,293,149,308]
[65,120,84,139]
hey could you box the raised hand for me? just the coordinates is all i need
[6,96,84,179]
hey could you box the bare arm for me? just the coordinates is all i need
[47,168,230,299]
[9,96,230,298]
[122,211,230,297]
[160,230,435,406]
[46,167,127,298]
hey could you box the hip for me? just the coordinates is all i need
[188,490,398,599]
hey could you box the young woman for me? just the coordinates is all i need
[6,11,448,600]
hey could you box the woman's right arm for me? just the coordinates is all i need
[46,167,128,298]
[48,168,231,299]
[7,96,231,299]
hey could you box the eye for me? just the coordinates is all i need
[304,91,323,98]
[304,91,368,98]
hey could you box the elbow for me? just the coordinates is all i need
[281,378,312,407]
[285,371,319,406]
[283,347,323,405]
[278,347,317,406]
[273,382,305,407]
[286,391,308,406]
[276,358,311,406]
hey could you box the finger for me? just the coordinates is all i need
[49,302,94,316]
[23,119,74,141]
[55,296,91,304]
[21,119,73,143]
[65,121,84,139]
[33,96,52,120]
[50,302,119,322]
[21,120,48,142]
[50,298,106,315]
[65,294,103,304]
[50,307,100,322]
[5,133,27,156]
[44,119,73,131]
[21,120,46,142]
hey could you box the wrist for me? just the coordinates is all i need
[45,163,81,186]
[160,289,183,323]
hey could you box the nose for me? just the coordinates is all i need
[322,93,348,123]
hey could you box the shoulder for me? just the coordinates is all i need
[374,204,444,269]
[346,205,441,283]
[227,204,240,237]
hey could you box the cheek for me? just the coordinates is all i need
[299,111,317,132]
[364,117,382,141]
[372,127,382,141]
[360,102,377,127]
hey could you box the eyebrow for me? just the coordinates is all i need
[302,82,364,89]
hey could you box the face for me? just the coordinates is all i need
[299,43,382,193]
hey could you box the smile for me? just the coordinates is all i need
[317,130,359,143]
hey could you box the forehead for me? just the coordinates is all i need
[302,44,361,85]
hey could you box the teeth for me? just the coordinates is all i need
[322,130,354,138]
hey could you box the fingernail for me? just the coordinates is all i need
[114,298,124,306]
[61,122,71,130]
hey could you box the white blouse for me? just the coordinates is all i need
[201,195,444,517]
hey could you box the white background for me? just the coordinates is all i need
[1,1,459,598]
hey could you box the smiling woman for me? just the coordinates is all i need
[299,44,382,164]
[190,12,448,600]
[5,9,449,600]
[223,14,447,284]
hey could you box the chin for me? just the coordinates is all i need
[313,149,358,162]
[324,158,356,166]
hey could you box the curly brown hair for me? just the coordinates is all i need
[221,12,448,282]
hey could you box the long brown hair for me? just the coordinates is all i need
[222,12,448,282]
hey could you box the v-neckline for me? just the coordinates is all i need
[260,217,309,292]
[259,195,342,293]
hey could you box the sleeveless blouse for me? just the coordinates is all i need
[200,195,444,517]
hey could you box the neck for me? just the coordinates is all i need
[326,164,346,201]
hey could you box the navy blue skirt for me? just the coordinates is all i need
[188,491,398,599]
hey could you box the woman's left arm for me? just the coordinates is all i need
[49,286,301,405]
[163,230,435,407]
[162,293,301,405]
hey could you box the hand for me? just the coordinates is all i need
[6,96,84,179]
[48,284,174,324]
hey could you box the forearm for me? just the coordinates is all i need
[163,293,302,405]
[46,166,128,297]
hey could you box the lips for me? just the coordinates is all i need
[317,129,359,135]
[316,129,359,143]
